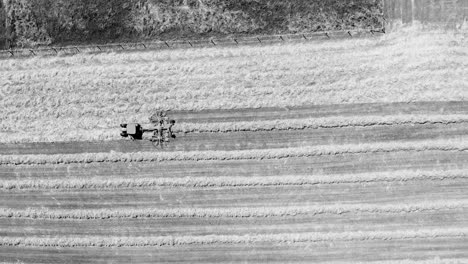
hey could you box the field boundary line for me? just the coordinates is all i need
[1,227,467,247]
[1,138,468,165]
[2,169,468,190]
[3,114,468,144]
[0,28,384,59]
[1,200,466,219]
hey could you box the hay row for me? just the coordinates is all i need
[174,114,468,133]
[2,200,466,219]
[2,169,468,190]
[2,227,467,247]
[1,138,468,165]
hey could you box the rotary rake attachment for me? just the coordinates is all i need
[120,111,176,149]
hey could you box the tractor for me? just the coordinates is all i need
[120,111,176,148]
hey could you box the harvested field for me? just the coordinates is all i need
[2,101,468,263]
[1,31,468,263]
[0,31,467,143]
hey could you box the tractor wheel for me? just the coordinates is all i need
[151,138,159,147]
[120,132,128,137]
[151,137,164,148]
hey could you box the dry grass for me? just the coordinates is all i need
[2,169,467,190]
[2,227,467,247]
[169,114,468,132]
[2,200,466,219]
[0,31,467,143]
[1,138,468,165]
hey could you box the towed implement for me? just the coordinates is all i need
[120,111,176,148]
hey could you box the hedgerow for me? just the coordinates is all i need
[0,0,383,48]
[0,1,6,49]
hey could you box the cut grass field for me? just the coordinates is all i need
[4,113,468,143]
[1,29,468,263]
[2,105,468,262]
[2,138,468,165]
[0,30,467,143]
[2,169,468,190]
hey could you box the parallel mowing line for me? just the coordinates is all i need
[2,227,468,247]
[1,138,468,165]
[2,169,468,190]
[174,114,468,133]
[3,114,468,143]
[2,200,467,219]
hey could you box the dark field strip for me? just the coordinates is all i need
[1,209,466,237]
[2,179,467,210]
[2,122,468,155]
[2,150,468,180]
[1,238,466,263]
[169,101,468,123]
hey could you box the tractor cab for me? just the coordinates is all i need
[120,123,144,140]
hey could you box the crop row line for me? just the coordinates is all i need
[1,138,468,165]
[2,200,466,219]
[2,227,466,247]
[2,169,468,190]
[3,114,468,143]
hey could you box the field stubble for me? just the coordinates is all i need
[1,31,468,263]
